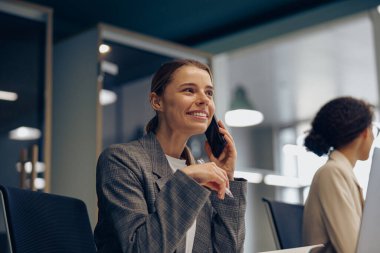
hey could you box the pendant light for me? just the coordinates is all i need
[225,86,264,127]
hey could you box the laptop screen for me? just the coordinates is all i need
[356,147,380,253]
[0,191,12,253]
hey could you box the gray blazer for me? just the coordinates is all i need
[94,133,247,253]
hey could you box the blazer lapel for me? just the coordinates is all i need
[139,133,205,253]
[139,133,173,191]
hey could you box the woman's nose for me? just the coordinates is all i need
[196,92,209,105]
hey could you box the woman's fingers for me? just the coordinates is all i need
[181,162,229,199]
[217,121,234,143]
[217,127,235,153]
[203,182,226,199]
[211,167,230,193]
[204,141,215,160]
[212,165,229,185]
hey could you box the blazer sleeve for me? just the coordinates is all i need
[317,167,361,253]
[96,145,211,253]
[210,178,247,253]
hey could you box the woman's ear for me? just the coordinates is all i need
[361,126,371,139]
[150,92,162,111]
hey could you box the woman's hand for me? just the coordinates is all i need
[181,162,229,199]
[205,120,236,180]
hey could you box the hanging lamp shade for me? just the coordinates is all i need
[225,86,264,127]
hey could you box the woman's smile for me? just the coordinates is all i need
[186,110,209,121]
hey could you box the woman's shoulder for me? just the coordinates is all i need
[99,135,154,163]
[313,159,349,184]
[108,139,142,151]
[96,137,154,177]
[101,140,141,156]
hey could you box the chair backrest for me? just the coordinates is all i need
[0,190,12,253]
[262,198,304,249]
[0,185,97,253]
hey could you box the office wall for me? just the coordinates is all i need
[52,28,99,226]
[102,76,153,149]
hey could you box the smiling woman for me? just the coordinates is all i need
[148,61,215,138]
[94,59,247,253]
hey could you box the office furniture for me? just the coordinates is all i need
[0,185,96,253]
[262,198,304,249]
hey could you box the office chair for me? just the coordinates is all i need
[262,198,304,250]
[0,185,97,253]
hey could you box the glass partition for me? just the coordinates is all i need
[0,1,52,191]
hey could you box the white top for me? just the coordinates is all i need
[166,155,197,253]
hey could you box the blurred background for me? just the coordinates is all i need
[2,0,380,251]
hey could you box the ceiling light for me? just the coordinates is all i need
[0,90,18,101]
[264,174,308,188]
[225,86,263,127]
[234,171,263,183]
[225,109,264,127]
[34,178,45,190]
[16,161,45,173]
[99,44,111,54]
[99,89,117,106]
[101,60,119,76]
[9,126,41,140]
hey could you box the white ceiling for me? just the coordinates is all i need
[227,12,379,128]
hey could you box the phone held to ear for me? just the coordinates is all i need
[205,116,227,158]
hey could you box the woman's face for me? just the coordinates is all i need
[157,65,215,136]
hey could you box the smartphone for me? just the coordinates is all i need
[205,116,227,158]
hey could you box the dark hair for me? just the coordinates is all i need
[304,96,374,156]
[145,59,212,133]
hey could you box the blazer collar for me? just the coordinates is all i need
[139,132,173,180]
[138,132,195,191]
[329,150,361,187]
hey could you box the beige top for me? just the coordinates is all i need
[303,150,364,253]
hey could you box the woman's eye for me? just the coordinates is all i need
[206,90,214,97]
[183,88,194,93]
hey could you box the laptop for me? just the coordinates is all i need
[356,147,380,252]
[0,191,12,253]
